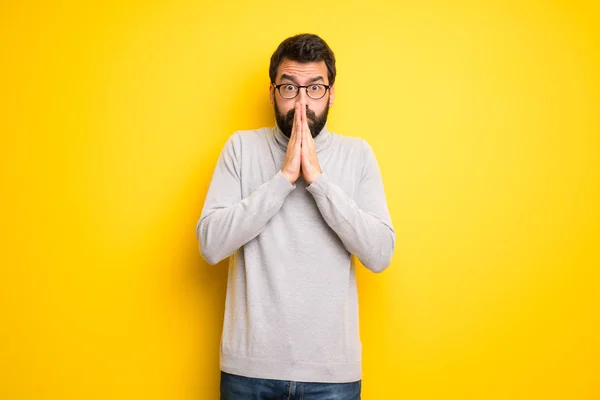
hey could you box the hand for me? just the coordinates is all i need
[281,103,303,183]
[300,105,322,184]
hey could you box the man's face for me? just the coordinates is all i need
[270,58,335,138]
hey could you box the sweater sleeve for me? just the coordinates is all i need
[196,133,296,265]
[306,140,395,273]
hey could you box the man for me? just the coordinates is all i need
[196,33,395,400]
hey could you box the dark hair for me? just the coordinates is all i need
[269,34,336,85]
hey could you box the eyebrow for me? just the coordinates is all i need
[280,74,325,84]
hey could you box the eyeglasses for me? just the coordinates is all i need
[272,83,330,100]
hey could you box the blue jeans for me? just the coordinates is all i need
[220,371,361,400]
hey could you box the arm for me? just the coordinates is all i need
[196,133,295,264]
[306,140,395,273]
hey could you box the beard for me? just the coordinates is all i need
[274,96,330,139]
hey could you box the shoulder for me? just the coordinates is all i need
[328,130,375,156]
[229,127,272,144]
[221,127,272,152]
[328,132,381,179]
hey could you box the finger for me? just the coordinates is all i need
[301,136,308,168]
[302,104,309,131]
[299,109,306,156]
[301,126,310,158]
[302,105,310,144]
[289,103,299,145]
[298,103,305,146]
[305,108,315,148]
[294,104,302,149]
[302,110,314,150]
[290,103,298,135]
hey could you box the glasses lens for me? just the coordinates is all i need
[279,84,298,99]
[307,85,326,99]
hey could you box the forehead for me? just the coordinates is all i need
[276,58,328,82]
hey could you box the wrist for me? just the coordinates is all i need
[281,169,296,184]
[305,171,322,185]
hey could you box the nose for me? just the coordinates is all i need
[295,87,309,108]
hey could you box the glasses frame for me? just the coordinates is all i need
[272,82,331,100]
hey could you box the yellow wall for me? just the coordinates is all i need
[1,0,599,398]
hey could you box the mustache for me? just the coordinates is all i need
[285,107,317,122]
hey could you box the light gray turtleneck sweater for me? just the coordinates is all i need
[196,124,395,383]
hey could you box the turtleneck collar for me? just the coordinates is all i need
[272,122,333,153]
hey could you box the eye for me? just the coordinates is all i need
[309,85,320,91]
[283,84,296,91]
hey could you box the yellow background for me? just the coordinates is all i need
[1,0,599,398]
